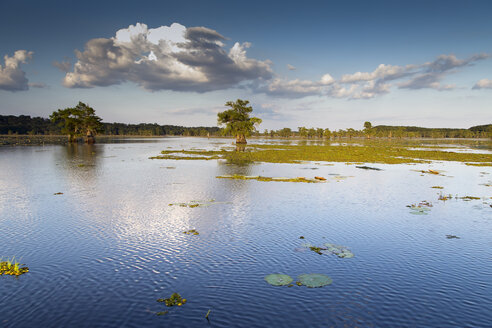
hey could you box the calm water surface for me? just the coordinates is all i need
[1,138,491,328]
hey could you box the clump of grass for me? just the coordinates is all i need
[465,162,492,167]
[0,257,29,276]
[459,196,481,200]
[157,293,187,307]
[216,174,323,183]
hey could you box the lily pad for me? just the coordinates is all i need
[264,274,293,286]
[297,273,333,288]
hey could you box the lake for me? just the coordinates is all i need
[0,137,491,327]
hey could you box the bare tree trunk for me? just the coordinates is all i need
[236,134,247,144]
[85,130,95,144]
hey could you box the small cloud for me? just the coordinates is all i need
[472,78,492,89]
[287,64,296,71]
[0,50,33,91]
[28,82,47,88]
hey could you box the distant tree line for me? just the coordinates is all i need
[0,115,220,137]
[261,122,492,139]
[1,115,490,139]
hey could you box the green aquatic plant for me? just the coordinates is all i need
[459,196,481,201]
[431,186,444,189]
[356,165,382,171]
[297,274,333,288]
[205,309,211,320]
[407,200,433,215]
[156,311,169,316]
[264,274,293,286]
[446,235,460,239]
[438,193,453,201]
[151,142,492,165]
[216,174,323,183]
[465,162,492,167]
[183,229,199,235]
[157,293,187,307]
[309,246,327,255]
[324,243,355,258]
[168,199,217,208]
[0,258,29,276]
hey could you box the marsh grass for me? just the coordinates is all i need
[0,257,29,276]
[151,143,492,165]
[216,174,323,183]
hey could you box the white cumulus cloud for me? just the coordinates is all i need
[62,22,273,92]
[0,50,33,91]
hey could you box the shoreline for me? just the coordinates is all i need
[0,134,490,147]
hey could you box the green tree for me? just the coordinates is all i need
[50,102,103,143]
[323,128,332,139]
[217,99,262,144]
[363,121,373,139]
[298,127,308,138]
[278,127,292,138]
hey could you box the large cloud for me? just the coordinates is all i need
[260,53,489,100]
[398,54,488,90]
[0,50,33,91]
[63,22,273,92]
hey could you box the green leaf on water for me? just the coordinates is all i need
[264,274,293,286]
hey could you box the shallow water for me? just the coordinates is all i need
[1,137,491,328]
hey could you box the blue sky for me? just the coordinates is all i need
[1,0,491,130]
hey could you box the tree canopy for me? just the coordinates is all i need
[50,102,103,142]
[217,99,262,144]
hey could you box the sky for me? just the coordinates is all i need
[1,0,491,130]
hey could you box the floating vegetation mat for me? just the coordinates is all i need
[183,229,199,235]
[323,243,355,258]
[168,199,225,208]
[356,165,382,171]
[465,162,492,167]
[264,274,293,286]
[446,235,460,239]
[407,201,432,215]
[298,242,354,258]
[438,194,486,202]
[216,174,324,183]
[297,274,333,288]
[431,186,444,189]
[157,293,187,307]
[151,143,492,165]
[0,258,29,276]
